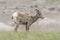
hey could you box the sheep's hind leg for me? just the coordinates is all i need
[14,23,19,32]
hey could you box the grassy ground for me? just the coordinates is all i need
[0,31,60,40]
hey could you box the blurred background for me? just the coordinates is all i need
[0,0,60,31]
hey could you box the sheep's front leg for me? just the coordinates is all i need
[14,23,19,31]
[25,22,31,31]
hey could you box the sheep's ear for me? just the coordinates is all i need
[34,5,38,8]
[11,16,13,19]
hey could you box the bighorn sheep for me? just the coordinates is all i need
[12,8,44,31]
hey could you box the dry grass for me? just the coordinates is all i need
[0,31,60,40]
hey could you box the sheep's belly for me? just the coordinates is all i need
[20,17,32,23]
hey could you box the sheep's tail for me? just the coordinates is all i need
[11,16,13,19]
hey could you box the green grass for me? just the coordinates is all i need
[0,31,60,40]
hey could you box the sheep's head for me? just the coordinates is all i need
[35,9,44,19]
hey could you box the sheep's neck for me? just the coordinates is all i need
[32,9,40,23]
[32,14,39,23]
